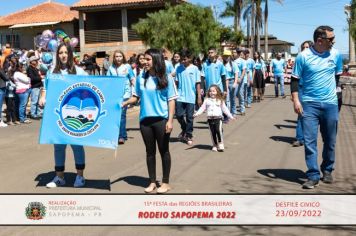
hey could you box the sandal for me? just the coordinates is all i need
[144,183,157,193]
[157,184,171,194]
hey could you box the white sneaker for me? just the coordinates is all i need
[0,121,8,127]
[212,146,218,152]
[218,143,225,151]
[74,175,85,188]
[46,176,66,188]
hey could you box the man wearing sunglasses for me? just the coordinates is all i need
[290,25,343,189]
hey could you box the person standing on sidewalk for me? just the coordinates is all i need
[291,26,342,189]
[271,52,286,98]
[175,49,202,145]
[122,48,178,194]
[27,56,43,119]
[0,68,9,127]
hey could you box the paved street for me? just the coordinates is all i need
[0,84,355,235]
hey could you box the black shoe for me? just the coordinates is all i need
[302,179,319,189]
[292,140,304,147]
[322,171,333,184]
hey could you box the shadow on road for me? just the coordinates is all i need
[127,127,140,131]
[274,124,297,129]
[284,119,298,124]
[196,121,208,125]
[185,144,212,150]
[35,172,111,190]
[270,135,295,144]
[111,175,151,188]
[193,126,209,129]
[170,137,183,143]
[257,169,306,185]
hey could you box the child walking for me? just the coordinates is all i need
[193,85,235,152]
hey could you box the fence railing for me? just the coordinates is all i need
[85,29,123,44]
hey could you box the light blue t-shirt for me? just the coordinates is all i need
[234,57,247,83]
[224,61,238,80]
[107,64,135,99]
[271,58,286,75]
[133,73,178,122]
[246,58,255,82]
[292,47,343,105]
[165,60,175,75]
[175,64,201,104]
[201,59,226,91]
[254,60,265,70]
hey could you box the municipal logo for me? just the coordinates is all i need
[25,202,46,220]
[56,82,106,138]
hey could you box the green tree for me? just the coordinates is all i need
[220,0,244,32]
[133,3,221,54]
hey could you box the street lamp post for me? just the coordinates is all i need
[345,4,356,74]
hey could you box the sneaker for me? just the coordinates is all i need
[0,121,8,127]
[74,175,85,188]
[321,171,333,184]
[46,176,66,188]
[292,140,304,147]
[21,119,32,124]
[282,95,287,99]
[246,104,251,108]
[218,143,225,151]
[212,146,218,152]
[14,121,21,125]
[7,121,14,126]
[118,138,125,144]
[302,179,319,189]
[186,137,193,146]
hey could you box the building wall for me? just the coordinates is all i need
[0,22,75,49]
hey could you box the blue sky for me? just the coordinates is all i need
[0,0,351,54]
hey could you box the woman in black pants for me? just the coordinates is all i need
[122,48,178,193]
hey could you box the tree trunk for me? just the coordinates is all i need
[264,0,269,60]
[251,1,255,53]
[247,15,251,48]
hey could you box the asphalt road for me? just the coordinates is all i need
[1,84,355,235]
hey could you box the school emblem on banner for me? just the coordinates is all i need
[39,74,125,149]
[56,82,106,138]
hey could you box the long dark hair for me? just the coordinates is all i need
[135,53,145,76]
[253,51,262,63]
[53,43,76,74]
[9,57,22,78]
[144,48,167,90]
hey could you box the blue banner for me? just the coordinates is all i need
[39,74,125,149]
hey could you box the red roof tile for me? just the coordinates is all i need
[0,1,78,27]
[72,0,184,9]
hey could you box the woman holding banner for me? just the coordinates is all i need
[122,48,178,194]
[39,43,88,188]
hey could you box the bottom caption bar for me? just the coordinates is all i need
[1,195,355,225]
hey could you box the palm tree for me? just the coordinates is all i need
[255,0,263,52]
[220,0,244,32]
[264,0,283,59]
